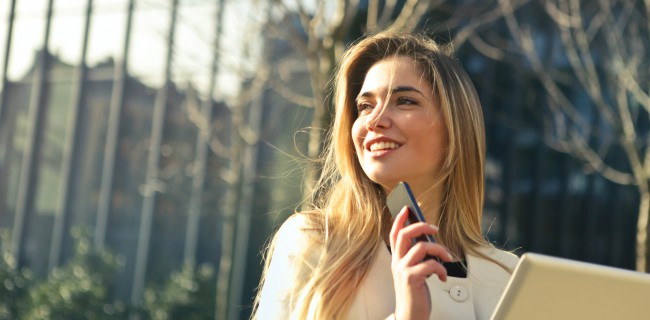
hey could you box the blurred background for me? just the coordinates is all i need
[0,0,648,319]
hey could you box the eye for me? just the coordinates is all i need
[356,101,374,114]
[396,96,417,105]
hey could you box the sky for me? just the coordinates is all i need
[0,0,270,102]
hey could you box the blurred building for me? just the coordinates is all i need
[0,46,232,296]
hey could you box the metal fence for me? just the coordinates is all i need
[0,0,232,312]
[0,0,643,319]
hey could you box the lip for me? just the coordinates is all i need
[364,136,402,153]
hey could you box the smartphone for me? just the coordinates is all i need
[387,181,440,262]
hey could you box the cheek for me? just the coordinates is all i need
[351,120,365,151]
[410,121,447,165]
[423,131,447,168]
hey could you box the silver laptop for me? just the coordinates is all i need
[491,252,650,320]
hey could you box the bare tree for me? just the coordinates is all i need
[265,0,515,199]
[265,0,427,197]
[212,1,521,317]
[211,1,272,319]
[499,0,650,271]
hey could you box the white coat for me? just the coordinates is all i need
[256,215,519,319]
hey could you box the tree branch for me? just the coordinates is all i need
[454,0,530,48]
[388,0,430,31]
[468,33,506,60]
[268,77,314,108]
[567,129,636,185]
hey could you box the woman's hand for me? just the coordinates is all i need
[389,206,453,320]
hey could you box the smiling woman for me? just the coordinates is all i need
[252,31,519,320]
[352,56,447,210]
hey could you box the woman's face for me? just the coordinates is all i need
[351,56,447,194]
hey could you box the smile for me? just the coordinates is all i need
[368,141,401,151]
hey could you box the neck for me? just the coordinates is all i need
[408,181,443,226]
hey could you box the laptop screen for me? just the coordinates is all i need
[491,253,650,320]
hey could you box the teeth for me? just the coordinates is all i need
[369,141,400,151]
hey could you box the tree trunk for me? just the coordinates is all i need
[226,92,263,320]
[636,188,650,272]
[302,44,329,200]
[215,101,244,320]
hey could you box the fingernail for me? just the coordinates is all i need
[429,224,438,231]
[447,252,454,260]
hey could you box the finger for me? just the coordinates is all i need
[399,222,439,243]
[402,241,454,266]
[394,210,419,259]
[389,206,410,252]
[409,259,449,282]
[394,223,439,259]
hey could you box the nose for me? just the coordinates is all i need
[366,106,391,130]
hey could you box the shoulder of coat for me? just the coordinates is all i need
[476,245,520,271]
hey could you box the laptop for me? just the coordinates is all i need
[491,252,650,320]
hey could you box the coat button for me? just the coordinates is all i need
[449,285,469,302]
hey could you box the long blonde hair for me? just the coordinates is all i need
[253,31,495,319]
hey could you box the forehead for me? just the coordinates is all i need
[359,56,430,94]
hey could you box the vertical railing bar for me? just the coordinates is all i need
[183,0,225,270]
[49,0,94,271]
[227,89,263,320]
[557,155,571,256]
[11,0,55,268]
[501,107,518,248]
[95,0,135,250]
[0,0,16,126]
[130,0,178,307]
[529,137,546,250]
[0,0,18,233]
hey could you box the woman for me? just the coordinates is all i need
[253,31,518,319]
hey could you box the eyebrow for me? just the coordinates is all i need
[356,85,425,101]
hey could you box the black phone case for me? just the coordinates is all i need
[386,181,436,245]
[386,182,455,270]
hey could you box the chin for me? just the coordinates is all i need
[365,173,399,190]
